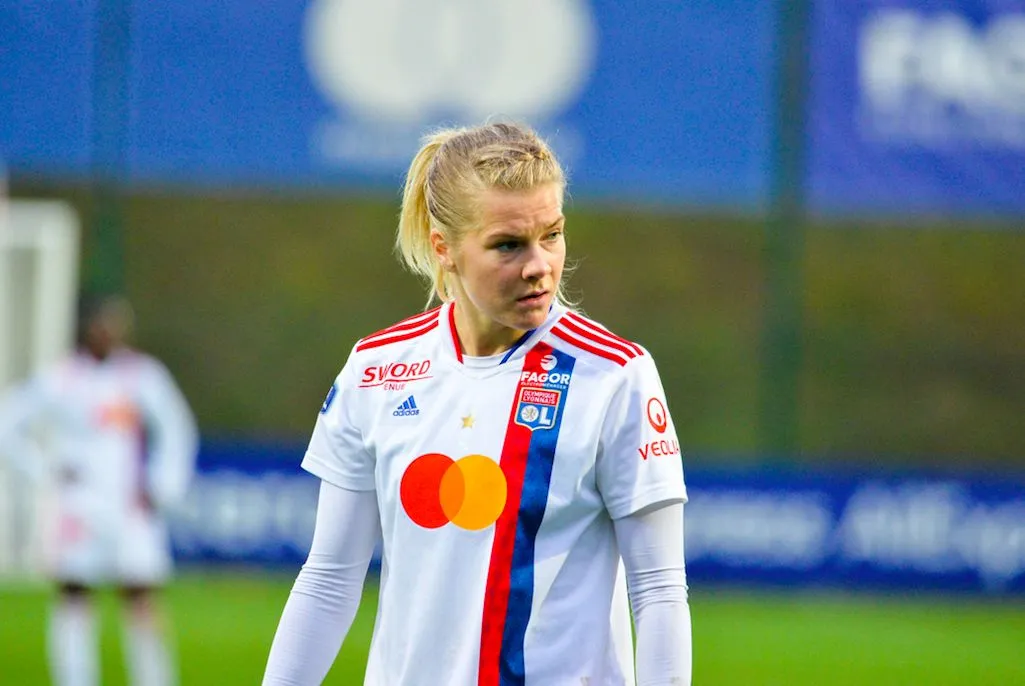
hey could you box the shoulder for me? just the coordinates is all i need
[547,310,649,373]
[108,349,180,388]
[354,306,443,354]
[340,307,443,387]
[39,353,94,388]
[111,348,162,372]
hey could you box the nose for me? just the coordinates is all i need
[521,244,552,281]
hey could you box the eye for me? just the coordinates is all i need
[545,229,563,241]
[494,240,520,253]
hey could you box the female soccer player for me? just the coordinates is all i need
[262,122,691,685]
[0,294,198,686]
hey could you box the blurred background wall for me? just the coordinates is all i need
[3,0,1024,590]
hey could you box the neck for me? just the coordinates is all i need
[85,349,109,361]
[83,343,120,361]
[451,302,525,357]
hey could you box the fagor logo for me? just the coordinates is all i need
[304,0,596,124]
[858,10,1025,148]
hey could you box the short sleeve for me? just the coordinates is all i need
[596,352,687,520]
[301,348,375,491]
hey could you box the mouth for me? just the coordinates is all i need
[517,290,548,306]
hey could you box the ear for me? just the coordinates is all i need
[430,230,455,272]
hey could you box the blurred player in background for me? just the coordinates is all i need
[0,293,199,686]
[263,121,692,686]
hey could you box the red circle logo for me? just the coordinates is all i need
[399,453,507,530]
[646,397,667,433]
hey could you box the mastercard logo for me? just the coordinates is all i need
[399,453,508,530]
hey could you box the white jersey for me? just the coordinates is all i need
[0,348,198,584]
[305,302,687,686]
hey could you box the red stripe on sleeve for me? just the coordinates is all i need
[355,319,439,352]
[558,317,640,361]
[551,325,631,366]
[358,307,441,346]
[564,312,644,356]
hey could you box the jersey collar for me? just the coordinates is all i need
[443,301,565,368]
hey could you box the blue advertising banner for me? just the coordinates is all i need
[808,0,1025,216]
[170,439,319,566]
[1,0,774,208]
[0,3,96,176]
[172,439,1025,594]
[688,468,1025,593]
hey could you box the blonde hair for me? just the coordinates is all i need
[396,121,568,305]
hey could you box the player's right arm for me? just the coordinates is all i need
[262,481,380,685]
[263,349,380,684]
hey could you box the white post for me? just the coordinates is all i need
[0,161,10,388]
[0,199,80,581]
[0,164,11,578]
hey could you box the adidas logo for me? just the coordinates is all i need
[392,395,420,417]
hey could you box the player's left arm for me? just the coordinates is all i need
[614,502,691,686]
[597,352,691,685]
[138,359,199,512]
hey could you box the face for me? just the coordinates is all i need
[434,182,565,353]
[83,302,132,359]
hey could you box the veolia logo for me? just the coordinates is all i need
[303,0,597,124]
[646,397,667,434]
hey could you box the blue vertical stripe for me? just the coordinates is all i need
[499,348,576,685]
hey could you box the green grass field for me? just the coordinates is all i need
[2,571,1023,685]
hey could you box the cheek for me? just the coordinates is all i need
[462,256,512,297]
[490,263,524,290]
[550,247,566,274]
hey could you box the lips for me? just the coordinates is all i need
[518,291,547,304]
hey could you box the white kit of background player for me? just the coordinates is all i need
[0,296,198,686]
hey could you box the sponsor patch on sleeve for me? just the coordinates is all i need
[320,384,338,414]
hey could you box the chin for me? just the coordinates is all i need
[518,309,549,331]
[506,295,552,330]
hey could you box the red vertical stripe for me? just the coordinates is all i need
[477,345,549,685]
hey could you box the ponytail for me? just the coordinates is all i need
[395,129,461,305]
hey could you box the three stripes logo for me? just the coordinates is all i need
[392,395,420,417]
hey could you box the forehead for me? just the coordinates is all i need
[478,183,563,233]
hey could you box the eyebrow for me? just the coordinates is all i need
[486,217,565,239]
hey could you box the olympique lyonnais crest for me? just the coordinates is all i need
[514,387,562,431]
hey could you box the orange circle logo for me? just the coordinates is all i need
[646,397,667,433]
[399,453,508,530]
